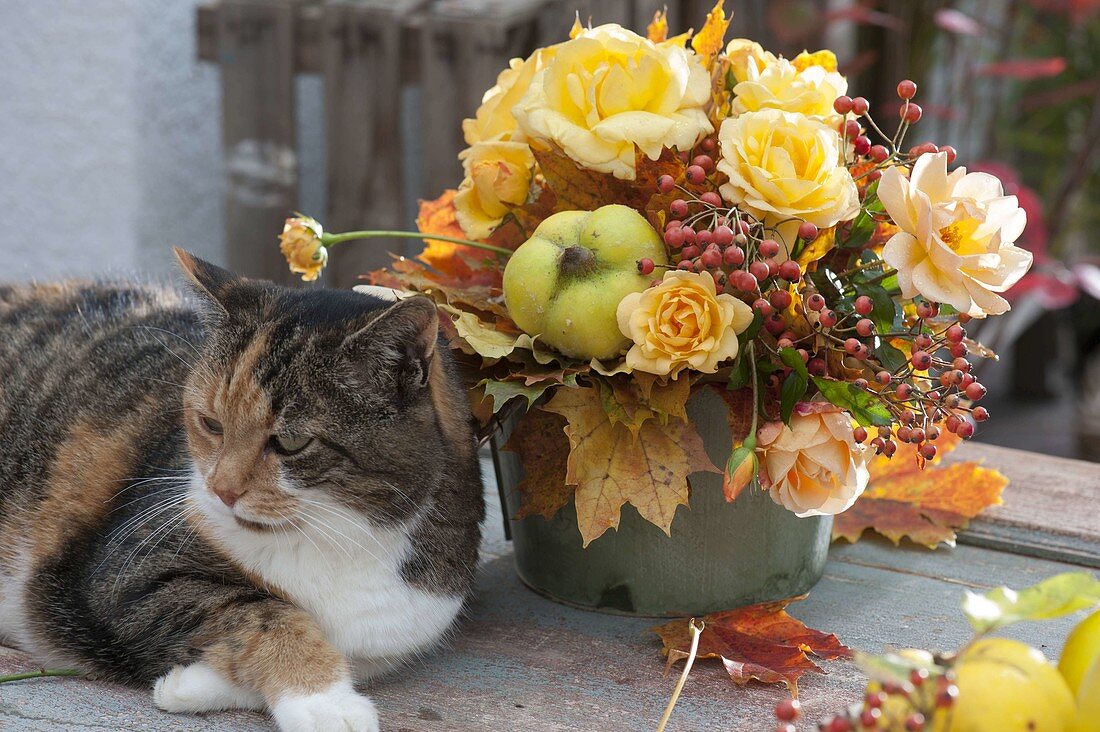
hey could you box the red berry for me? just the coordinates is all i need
[958,421,975,439]
[844,119,862,138]
[914,334,933,350]
[737,270,760,292]
[867,170,882,182]
[681,226,697,244]
[700,191,722,207]
[770,290,793,310]
[905,713,926,731]
[777,337,794,350]
[936,684,959,708]
[670,199,689,218]
[946,324,965,343]
[774,698,801,722]
[692,154,715,173]
[952,357,971,372]
[798,222,819,240]
[939,145,957,164]
[896,383,913,399]
[656,174,675,194]
[713,224,735,246]
[701,247,722,269]
[749,261,770,281]
[871,437,885,453]
[638,258,655,275]
[664,227,685,248]
[897,79,917,99]
[681,245,700,259]
[820,309,839,327]
[828,715,854,732]
[973,406,990,422]
[911,351,932,370]
[778,260,801,282]
[806,293,826,311]
[854,378,869,389]
[856,319,875,337]
[759,239,781,258]
[685,165,707,184]
[950,342,967,358]
[910,141,939,157]
[869,144,889,163]
[765,258,780,277]
[724,246,745,266]
[701,136,717,153]
[916,301,939,319]
[753,298,774,316]
[677,260,693,271]
[965,382,986,401]
[808,358,828,376]
[851,96,869,115]
[946,414,962,433]
[845,338,862,355]
[854,295,873,315]
[853,426,868,443]
[876,370,892,385]
[927,425,941,440]
[901,102,923,123]
[897,425,912,442]
[920,443,937,460]
[900,409,916,424]
[834,95,854,114]
[854,135,871,156]
[884,439,897,456]
[860,708,881,728]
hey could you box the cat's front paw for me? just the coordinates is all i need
[271,682,379,732]
[153,662,263,713]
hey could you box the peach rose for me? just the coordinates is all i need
[616,270,754,378]
[756,405,869,517]
[279,216,327,282]
[454,141,535,239]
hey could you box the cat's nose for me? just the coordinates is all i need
[211,484,245,508]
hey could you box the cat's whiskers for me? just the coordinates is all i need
[111,502,199,596]
[107,475,190,504]
[295,497,396,561]
[294,506,357,560]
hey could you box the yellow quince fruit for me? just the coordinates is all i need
[1062,610,1100,732]
[950,638,1076,731]
[502,205,667,360]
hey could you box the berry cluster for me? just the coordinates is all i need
[774,667,959,731]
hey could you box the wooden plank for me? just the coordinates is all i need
[0,540,1085,730]
[216,0,301,283]
[953,442,1100,567]
[417,0,545,198]
[197,1,323,72]
[321,1,424,289]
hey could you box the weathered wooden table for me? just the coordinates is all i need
[2,443,1097,731]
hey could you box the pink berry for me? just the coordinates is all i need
[896,383,913,399]
[844,338,861,355]
[677,259,693,270]
[950,342,968,358]
[664,227,685,248]
[685,165,707,184]
[854,136,871,156]
[869,144,889,163]
[875,370,892,385]
[749,261,770,281]
[973,406,989,422]
[958,421,975,439]
[724,246,745,266]
[834,95,854,114]
[700,191,722,207]
[759,239,781,258]
[680,226,696,244]
[910,141,939,157]
[861,708,882,727]
[737,270,759,292]
[777,337,794,350]
[701,247,722,269]
[765,258,779,277]
[905,713,926,731]
[770,289,792,310]
[670,199,689,218]
[820,309,839,327]
[808,358,828,376]
[713,224,734,246]
[638,258,655,275]
[939,145,957,164]
[807,293,826,311]
[920,444,937,460]
[778,260,801,282]
[692,154,715,173]
[753,298,774,316]
[854,295,873,315]
[897,79,917,99]
[844,119,862,138]
[965,382,986,401]
[901,102,923,123]
[853,426,868,443]
[916,301,939,319]
[701,136,717,152]
[946,324,965,343]
[854,378,869,389]
[798,222,819,240]
[696,229,713,247]
[856,319,874,337]
[911,350,932,370]
[656,174,675,194]
[953,357,971,372]
[852,96,869,115]
[681,245,700,259]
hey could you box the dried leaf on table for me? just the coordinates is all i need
[832,431,1007,548]
[503,407,573,521]
[543,385,718,547]
[651,595,851,696]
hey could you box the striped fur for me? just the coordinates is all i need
[0,253,484,731]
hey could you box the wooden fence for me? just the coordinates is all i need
[196,0,804,287]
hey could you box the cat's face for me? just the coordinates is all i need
[175,250,463,535]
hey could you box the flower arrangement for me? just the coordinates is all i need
[280,3,1032,549]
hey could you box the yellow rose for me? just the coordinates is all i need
[454,141,535,240]
[717,109,860,253]
[879,151,1032,318]
[756,406,869,517]
[462,47,555,146]
[725,38,777,83]
[792,49,839,73]
[514,24,713,180]
[731,57,849,124]
[279,216,327,282]
[616,270,754,379]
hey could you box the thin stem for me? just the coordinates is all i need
[321,230,513,257]
[0,669,83,684]
[656,619,705,732]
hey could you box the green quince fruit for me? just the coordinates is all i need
[502,205,668,360]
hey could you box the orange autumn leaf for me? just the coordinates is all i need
[833,431,1007,548]
[504,407,574,521]
[691,1,730,58]
[646,9,669,42]
[795,227,837,268]
[543,385,718,547]
[533,144,686,215]
[415,190,496,279]
[651,595,851,695]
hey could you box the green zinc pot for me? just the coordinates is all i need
[491,386,832,617]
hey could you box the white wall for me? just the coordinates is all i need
[0,0,225,281]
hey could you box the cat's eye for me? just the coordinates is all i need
[199,415,223,435]
[270,433,313,456]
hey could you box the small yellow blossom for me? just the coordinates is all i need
[279,216,327,282]
[792,49,838,72]
[454,141,536,239]
[724,38,777,83]
[731,56,849,124]
[616,270,754,379]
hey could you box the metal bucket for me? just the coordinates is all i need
[491,386,831,617]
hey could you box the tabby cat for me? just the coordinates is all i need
[0,250,485,731]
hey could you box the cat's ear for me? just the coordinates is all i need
[343,297,439,393]
[173,247,238,312]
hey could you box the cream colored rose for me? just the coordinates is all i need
[616,270,754,378]
[725,38,776,83]
[731,57,848,124]
[717,109,860,253]
[756,406,869,517]
[462,47,555,146]
[454,141,535,240]
[879,151,1031,318]
[513,24,714,180]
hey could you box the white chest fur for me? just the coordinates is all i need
[195,487,464,674]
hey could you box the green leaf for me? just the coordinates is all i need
[811,377,893,426]
[865,284,900,332]
[739,310,764,345]
[727,353,751,390]
[874,342,908,373]
[962,572,1100,634]
[779,348,809,424]
[480,377,563,414]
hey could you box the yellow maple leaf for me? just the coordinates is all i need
[691,0,730,58]
[646,9,668,43]
[543,385,718,546]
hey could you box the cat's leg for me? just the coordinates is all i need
[153,662,263,713]
[191,598,379,732]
